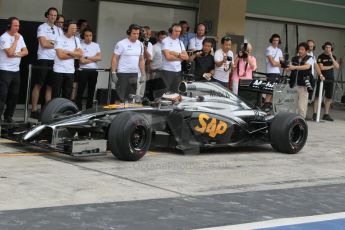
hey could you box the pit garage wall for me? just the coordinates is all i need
[95,1,197,89]
[0,0,63,105]
[0,0,63,22]
[247,0,345,28]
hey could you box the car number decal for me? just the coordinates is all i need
[194,113,228,138]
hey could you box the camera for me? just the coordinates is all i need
[280,60,290,68]
[139,37,149,47]
[226,56,232,62]
[280,53,290,68]
[304,76,314,93]
[139,31,149,47]
[237,42,248,59]
[188,49,204,57]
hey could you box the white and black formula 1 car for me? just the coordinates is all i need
[2,81,308,161]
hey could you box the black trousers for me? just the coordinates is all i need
[0,70,20,119]
[52,72,74,99]
[159,70,182,93]
[116,73,138,102]
[75,70,98,109]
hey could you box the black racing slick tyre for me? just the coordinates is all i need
[108,112,152,161]
[270,112,308,154]
[41,98,79,124]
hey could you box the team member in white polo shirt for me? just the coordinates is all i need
[0,17,28,123]
[213,36,234,88]
[52,20,83,99]
[75,28,101,110]
[31,7,60,119]
[263,33,284,111]
[111,24,146,102]
[161,23,189,92]
[188,23,206,51]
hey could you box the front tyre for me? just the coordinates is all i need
[270,112,308,154]
[41,98,79,124]
[108,112,152,161]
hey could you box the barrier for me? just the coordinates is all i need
[316,80,323,123]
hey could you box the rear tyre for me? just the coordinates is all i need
[41,98,79,124]
[108,112,152,161]
[270,112,308,154]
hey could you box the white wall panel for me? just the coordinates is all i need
[0,0,63,22]
[96,1,196,88]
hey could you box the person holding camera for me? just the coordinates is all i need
[231,42,257,95]
[312,42,339,121]
[52,20,83,99]
[188,23,206,51]
[263,34,284,112]
[161,23,189,92]
[75,28,101,110]
[188,38,215,81]
[286,42,314,118]
[31,7,60,119]
[0,17,28,123]
[111,24,146,101]
[213,36,234,88]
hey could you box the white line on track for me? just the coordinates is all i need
[195,212,345,230]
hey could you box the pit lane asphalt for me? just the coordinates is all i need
[0,107,344,230]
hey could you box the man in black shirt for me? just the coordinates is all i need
[188,38,215,81]
[313,42,339,121]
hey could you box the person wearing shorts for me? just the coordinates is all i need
[313,42,339,121]
[31,7,60,119]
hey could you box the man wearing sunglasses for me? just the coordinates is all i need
[31,7,60,120]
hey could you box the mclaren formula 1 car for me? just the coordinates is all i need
[2,81,308,161]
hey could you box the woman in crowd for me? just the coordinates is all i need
[231,42,257,95]
[75,28,101,109]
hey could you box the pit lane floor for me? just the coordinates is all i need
[0,107,344,230]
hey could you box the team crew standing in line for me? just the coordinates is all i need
[75,28,101,110]
[31,7,60,119]
[161,23,189,92]
[52,20,83,99]
[188,23,206,51]
[111,24,146,102]
[0,17,28,123]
